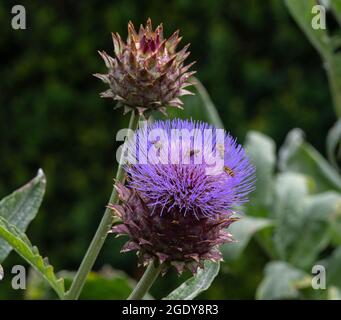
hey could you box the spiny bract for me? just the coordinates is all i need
[109,119,256,275]
[95,19,195,116]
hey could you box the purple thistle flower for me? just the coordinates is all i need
[110,119,255,274]
[125,119,255,217]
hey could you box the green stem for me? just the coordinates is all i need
[65,111,140,300]
[192,77,224,128]
[326,61,341,119]
[127,262,162,300]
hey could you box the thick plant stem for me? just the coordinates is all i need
[65,112,139,300]
[127,262,162,300]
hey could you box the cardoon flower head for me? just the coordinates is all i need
[95,19,195,116]
[110,119,255,274]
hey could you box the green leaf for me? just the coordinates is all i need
[330,0,341,25]
[221,216,274,261]
[285,0,331,57]
[288,192,341,269]
[0,216,65,299]
[0,169,46,263]
[285,1,341,117]
[244,131,276,216]
[279,129,341,192]
[164,261,220,300]
[273,172,310,220]
[256,261,310,300]
[327,119,341,172]
[191,77,224,128]
[273,172,341,269]
[272,173,310,261]
[324,246,341,288]
[329,199,341,245]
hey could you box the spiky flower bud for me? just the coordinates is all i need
[95,19,195,116]
[109,120,255,275]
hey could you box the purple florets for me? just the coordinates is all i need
[124,119,255,218]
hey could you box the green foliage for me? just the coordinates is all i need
[164,261,220,300]
[327,119,341,171]
[256,261,310,300]
[195,53,341,298]
[226,126,341,299]
[191,78,224,128]
[0,3,334,293]
[155,77,224,128]
[222,217,273,261]
[0,170,64,298]
[285,0,330,57]
[0,216,64,299]
[26,267,152,300]
[244,131,276,216]
[0,170,46,262]
[1,0,341,300]
[285,0,341,117]
[279,129,341,192]
[330,0,341,25]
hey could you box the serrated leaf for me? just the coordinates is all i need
[0,216,65,299]
[279,129,341,192]
[221,216,274,261]
[244,131,276,216]
[163,261,220,300]
[256,261,310,300]
[0,169,46,263]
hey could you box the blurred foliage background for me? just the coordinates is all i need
[0,0,338,299]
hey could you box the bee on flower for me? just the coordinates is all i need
[109,119,255,275]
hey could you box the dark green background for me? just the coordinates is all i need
[0,0,336,298]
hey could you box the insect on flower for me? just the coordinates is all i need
[109,119,256,275]
[223,166,235,177]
